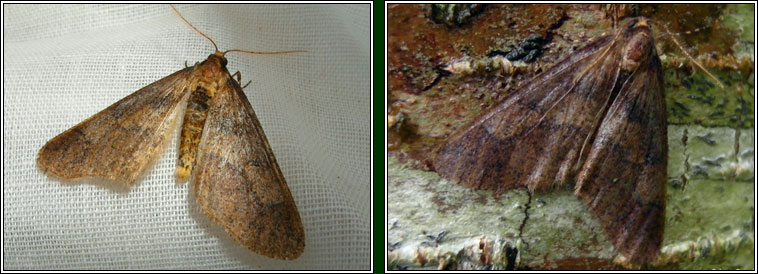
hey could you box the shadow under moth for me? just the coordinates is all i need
[36,6,305,260]
[433,17,722,265]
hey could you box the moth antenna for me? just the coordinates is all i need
[170,5,304,56]
[170,4,219,52]
[654,26,707,40]
[224,49,307,55]
[650,20,725,89]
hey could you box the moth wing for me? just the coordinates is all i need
[434,34,627,192]
[574,55,667,264]
[37,67,194,185]
[193,77,305,260]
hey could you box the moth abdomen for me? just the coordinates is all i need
[177,84,214,181]
[176,54,230,182]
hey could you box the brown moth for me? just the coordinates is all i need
[433,17,669,264]
[36,5,305,260]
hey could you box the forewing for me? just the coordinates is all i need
[37,67,193,185]
[574,54,667,264]
[193,77,305,260]
[434,34,626,192]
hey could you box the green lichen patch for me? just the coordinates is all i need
[721,4,754,54]
[388,158,529,269]
[661,178,754,269]
[519,189,618,269]
[736,129,754,181]
[685,126,738,180]
[664,67,754,128]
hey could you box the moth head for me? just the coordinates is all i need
[207,51,228,67]
[620,18,655,72]
[193,53,228,79]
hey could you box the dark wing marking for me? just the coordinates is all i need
[574,52,667,264]
[37,67,194,185]
[193,76,305,260]
[434,18,667,263]
[434,33,627,193]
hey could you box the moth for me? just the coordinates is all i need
[36,6,305,260]
[434,17,675,264]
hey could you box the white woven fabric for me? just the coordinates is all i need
[3,4,371,270]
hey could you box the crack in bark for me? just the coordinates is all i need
[518,190,532,246]
[682,128,690,190]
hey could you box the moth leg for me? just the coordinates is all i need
[184,61,200,68]
[231,71,252,89]
[231,71,241,82]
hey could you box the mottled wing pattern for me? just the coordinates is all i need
[434,33,627,193]
[37,67,194,185]
[193,76,305,260]
[574,52,667,264]
[435,18,668,263]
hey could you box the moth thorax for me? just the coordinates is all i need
[621,30,654,72]
[197,81,219,97]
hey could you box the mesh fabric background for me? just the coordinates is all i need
[3,4,371,270]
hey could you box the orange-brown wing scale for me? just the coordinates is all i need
[37,67,193,185]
